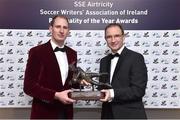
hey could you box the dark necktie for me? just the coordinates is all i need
[54,47,66,52]
[110,53,120,59]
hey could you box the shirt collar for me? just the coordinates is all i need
[112,45,124,55]
[50,39,65,51]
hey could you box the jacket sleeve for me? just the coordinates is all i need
[23,49,56,103]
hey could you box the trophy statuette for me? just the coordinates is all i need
[69,64,112,100]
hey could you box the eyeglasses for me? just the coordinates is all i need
[105,34,124,40]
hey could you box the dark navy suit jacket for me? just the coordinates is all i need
[99,47,147,119]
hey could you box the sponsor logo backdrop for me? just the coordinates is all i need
[0,0,179,108]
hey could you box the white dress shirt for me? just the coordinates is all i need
[50,40,68,86]
[109,45,125,100]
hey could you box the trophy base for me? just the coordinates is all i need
[69,91,105,100]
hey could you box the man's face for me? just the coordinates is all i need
[105,26,125,53]
[49,17,69,46]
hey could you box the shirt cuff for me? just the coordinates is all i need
[108,89,114,102]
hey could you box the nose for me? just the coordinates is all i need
[60,28,64,33]
[111,37,116,42]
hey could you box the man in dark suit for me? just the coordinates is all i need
[23,15,88,119]
[99,23,148,119]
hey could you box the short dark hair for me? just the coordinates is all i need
[50,15,69,26]
[105,23,124,36]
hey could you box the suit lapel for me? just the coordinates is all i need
[65,46,76,65]
[44,41,62,84]
[111,47,128,84]
[105,55,112,84]
[44,42,77,87]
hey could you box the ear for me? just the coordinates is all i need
[49,25,52,32]
[67,29,70,36]
[122,35,125,43]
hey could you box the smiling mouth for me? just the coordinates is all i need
[111,44,117,47]
[58,34,64,37]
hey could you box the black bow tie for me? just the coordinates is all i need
[54,47,66,52]
[110,53,120,59]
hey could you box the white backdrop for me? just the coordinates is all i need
[0,29,179,108]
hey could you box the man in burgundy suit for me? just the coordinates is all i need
[24,15,88,119]
[99,23,148,119]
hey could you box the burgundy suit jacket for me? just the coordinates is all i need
[23,41,77,119]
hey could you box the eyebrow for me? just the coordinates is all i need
[106,34,123,38]
[54,25,69,28]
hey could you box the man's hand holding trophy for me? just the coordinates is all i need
[68,64,112,100]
